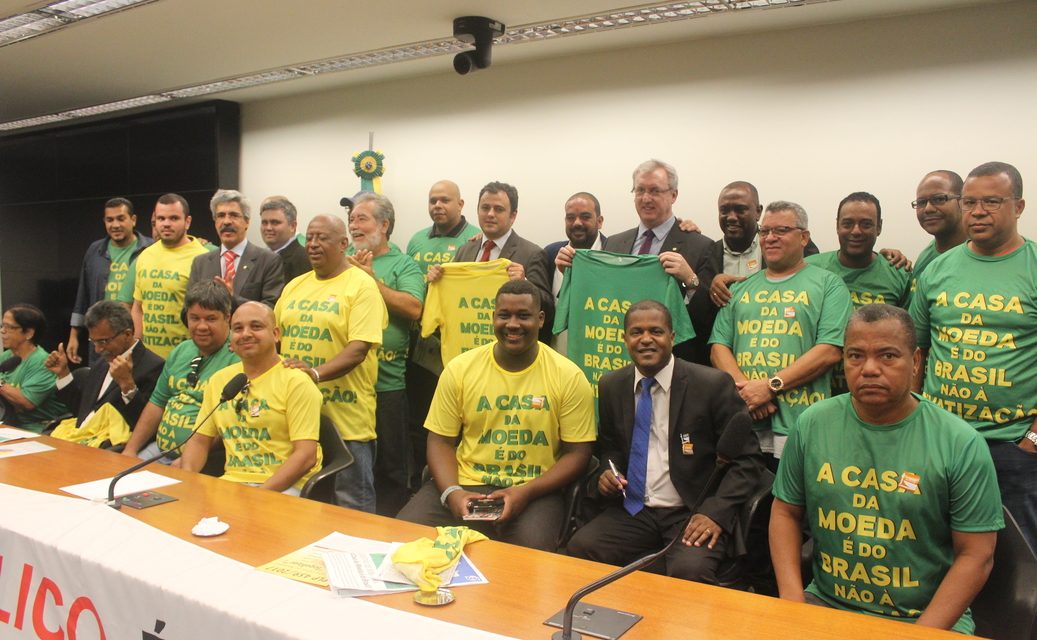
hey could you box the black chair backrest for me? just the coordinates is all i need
[972,506,1037,640]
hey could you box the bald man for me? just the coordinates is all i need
[181,301,323,495]
[275,215,388,512]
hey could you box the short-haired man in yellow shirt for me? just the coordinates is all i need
[397,280,595,550]
[181,302,322,495]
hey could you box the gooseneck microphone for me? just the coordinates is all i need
[0,356,23,374]
[552,411,754,640]
[106,372,249,507]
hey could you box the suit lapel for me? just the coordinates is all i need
[232,245,254,294]
[619,367,637,447]
[498,233,518,260]
[668,359,688,443]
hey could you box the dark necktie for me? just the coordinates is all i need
[624,377,655,516]
[636,230,655,255]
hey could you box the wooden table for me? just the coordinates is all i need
[0,436,962,639]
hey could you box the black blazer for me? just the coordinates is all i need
[277,240,312,284]
[56,341,165,429]
[596,358,763,538]
[604,224,719,365]
[188,241,285,308]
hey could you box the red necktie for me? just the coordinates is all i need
[223,250,236,284]
[479,239,495,262]
[637,230,655,255]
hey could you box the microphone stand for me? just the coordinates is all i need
[551,459,731,640]
[106,378,249,508]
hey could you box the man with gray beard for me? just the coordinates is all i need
[347,193,427,515]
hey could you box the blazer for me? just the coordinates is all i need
[596,358,764,541]
[56,341,165,429]
[188,241,285,308]
[604,224,719,365]
[277,239,312,284]
[453,230,554,328]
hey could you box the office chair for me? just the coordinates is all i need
[971,506,1037,640]
[300,415,354,504]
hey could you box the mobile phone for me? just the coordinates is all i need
[463,497,504,521]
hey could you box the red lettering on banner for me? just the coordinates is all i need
[0,559,107,639]
[16,562,33,630]
[68,596,106,640]
[0,556,8,624]
[33,577,63,639]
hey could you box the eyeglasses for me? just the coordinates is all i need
[960,196,1017,213]
[632,187,673,198]
[88,334,118,347]
[911,194,959,209]
[0,323,22,332]
[758,226,805,238]
[185,355,203,387]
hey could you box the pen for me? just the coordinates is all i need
[607,459,627,498]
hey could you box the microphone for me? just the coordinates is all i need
[551,410,753,640]
[106,372,249,507]
[0,356,22,374]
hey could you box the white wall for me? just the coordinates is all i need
[240,1,1037,260]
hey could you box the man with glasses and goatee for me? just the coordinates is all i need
[709,201,852,471]
[908,170,967,297]
[122,282,239,462]
[910,161,1037,553]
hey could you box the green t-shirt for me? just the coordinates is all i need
[907,240,942,307]
[805,251,910,309]
[805,251,911,394]
[909,240,1037,441]
[148,339,240,454]
[405,221,480,275]
[105,239,139,304]
[709,265,852,436]
[0,347,67,432]
[346,244,426,392]
[553,249,695,401]
[774,394,1004,634]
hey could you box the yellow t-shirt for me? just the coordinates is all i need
[198,362,323,490]
[420,260,511,367]
[275,268,387,441]
[132,237,212,359]
[426,342,596,487]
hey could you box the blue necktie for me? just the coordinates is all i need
[624,377,655,516]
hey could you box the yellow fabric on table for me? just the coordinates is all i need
[391,526,488,593]
[50,403,131,448]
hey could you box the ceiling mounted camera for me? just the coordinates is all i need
[452,16,505,75]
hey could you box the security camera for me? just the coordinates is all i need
[453,16,505,75]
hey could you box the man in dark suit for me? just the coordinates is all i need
[46,300,164,432]
[188,189,284,308]
[432,181,553,332]
[558,160,718,364]
[567,300,763,584]
[543,192,606,353]
[259,195,311,284]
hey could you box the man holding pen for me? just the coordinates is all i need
[567,300,764,584]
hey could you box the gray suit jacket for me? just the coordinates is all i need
[188,241,284,308]
[453,230,553,320]
[604,224,718,365]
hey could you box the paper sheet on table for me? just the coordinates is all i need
[0,440,54,459]
[0,427,41,442]
[259,532,488,597]
[59,469,179,500]
[375,543,488,588]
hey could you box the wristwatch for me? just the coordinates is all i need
[685,273,700,289]
[1025,432,1037,447]
[768,376,785,394]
